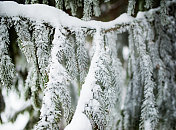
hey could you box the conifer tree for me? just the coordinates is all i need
[0,0,176,130]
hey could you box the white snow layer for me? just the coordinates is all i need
[64,113,92,130]
[144,120,152,130]
[0,1,134,30]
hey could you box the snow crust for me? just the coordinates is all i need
[0,1,134,30]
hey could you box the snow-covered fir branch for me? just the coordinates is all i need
[35,28,73,129]
[32,21,51,79]
[127,0,136,15]
[128,21,158,130]
[75,30,89,84]
[0,18,15,89]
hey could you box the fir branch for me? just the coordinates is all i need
[0,18,15,89]
[35,28,73,129]
[131,21,158,130]
[75,30,89,84]
[32,22,51,89]
[127,0,136,15]
[145,0,153,9]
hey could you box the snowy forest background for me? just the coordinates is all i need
[0,0,176,130]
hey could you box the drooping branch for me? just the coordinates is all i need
[0,17,15,89]
[35,27,74,130]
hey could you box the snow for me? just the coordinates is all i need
[144,120,151,130]
[64,113,92,130]
[0,1,134,30]
[123,46,129,60]
[136,11,146,19]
